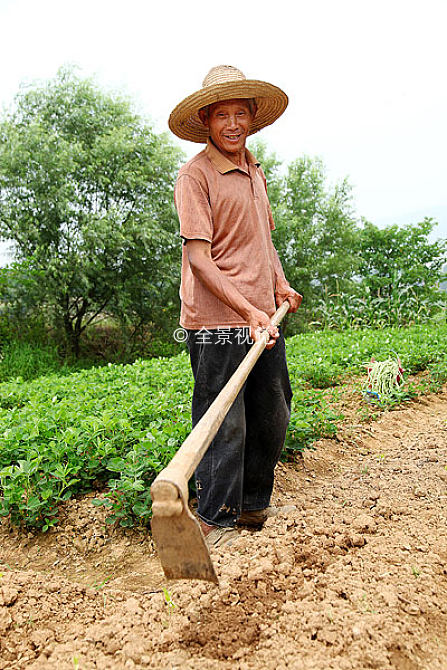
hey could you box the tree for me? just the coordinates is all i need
[0,68,183,356]
[249,140,360,331]
[356,218,446,322]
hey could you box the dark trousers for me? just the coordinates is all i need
[187,329,292,528]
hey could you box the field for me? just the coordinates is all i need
[0,323,446,532]
[0,322,446,668]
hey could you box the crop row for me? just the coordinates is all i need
[0,322,446,530]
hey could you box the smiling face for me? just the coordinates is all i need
[199,99,256,165]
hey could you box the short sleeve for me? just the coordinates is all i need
[174,173,213,242]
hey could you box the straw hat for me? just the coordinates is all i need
[169,65,288,143]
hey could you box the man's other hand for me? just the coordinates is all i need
[275,287,302,313]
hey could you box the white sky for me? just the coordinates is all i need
[0,0,446,264]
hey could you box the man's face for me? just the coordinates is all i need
[202,99,255,158]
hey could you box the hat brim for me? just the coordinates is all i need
[168,79,288,143]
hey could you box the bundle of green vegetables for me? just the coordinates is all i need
[365,356,404,400]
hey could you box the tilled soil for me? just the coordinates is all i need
[0,389,446,669]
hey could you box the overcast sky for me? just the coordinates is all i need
[0,0,446,263]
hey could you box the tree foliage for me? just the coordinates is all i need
[249,140,360,331]
[357,218,445,298]
[0,81,444,362]
[249,140,446,332]
[0,67,183,356]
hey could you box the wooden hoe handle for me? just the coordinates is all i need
[151,301,290,515]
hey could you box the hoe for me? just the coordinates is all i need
[150,301,290,583]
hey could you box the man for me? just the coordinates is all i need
[169,65,302,548]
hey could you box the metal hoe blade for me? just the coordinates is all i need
[151,478,218,583]
[151,509,218,584]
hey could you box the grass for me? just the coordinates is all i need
[0,322,446,530]
[0,340,66,383]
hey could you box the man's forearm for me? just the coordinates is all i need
[187,243,256,322]
[196,262,255,321]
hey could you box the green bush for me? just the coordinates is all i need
[0,340,65,383]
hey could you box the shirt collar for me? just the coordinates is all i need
[205,139,260,174]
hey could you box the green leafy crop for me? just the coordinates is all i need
[0,322,446,529]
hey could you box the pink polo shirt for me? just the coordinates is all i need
[174,140,278,330]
